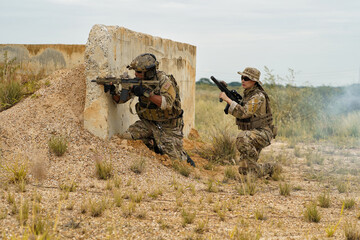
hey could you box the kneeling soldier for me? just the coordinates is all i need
[104,53,195,167]
[219,67,279,176]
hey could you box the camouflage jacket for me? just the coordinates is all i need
[228,84,273,131]
[136,71,182,121]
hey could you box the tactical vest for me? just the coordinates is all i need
[135,72,183,122]
[236,85,274,132]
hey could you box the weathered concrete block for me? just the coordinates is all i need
[84,25,196,139]
[0,44,85,75]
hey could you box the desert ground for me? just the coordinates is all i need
[0,65,359,239]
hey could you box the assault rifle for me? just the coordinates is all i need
[91,77,159,102]
[210,76,242,114]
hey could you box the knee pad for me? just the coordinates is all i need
[119,132,133,140]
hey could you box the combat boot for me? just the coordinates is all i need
[186,154,196,167]
[260,162,282,177]
[238,159,261,176]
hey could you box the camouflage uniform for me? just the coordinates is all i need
[228,67,276,176]
[124,70,188,161]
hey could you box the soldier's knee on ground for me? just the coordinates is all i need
[119,132,133,140]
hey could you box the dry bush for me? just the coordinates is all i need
[197,127,237,165]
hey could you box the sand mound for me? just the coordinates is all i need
[0,65,204,188]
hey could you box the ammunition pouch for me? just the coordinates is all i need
[139,101,158,109]
[136,101,182,122]
[236,113,273,130]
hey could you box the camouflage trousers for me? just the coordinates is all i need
[236,127,273,175]
[124,118,188,161]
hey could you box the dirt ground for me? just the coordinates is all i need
[0,65,359,239]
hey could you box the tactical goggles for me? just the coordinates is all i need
[241,76,251,81]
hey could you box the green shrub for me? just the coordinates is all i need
[0,52,22,111]
[0,80,22,110]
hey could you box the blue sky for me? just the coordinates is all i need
[2,0,360,86]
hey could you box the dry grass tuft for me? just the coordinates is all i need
[343,198,356,210]
[304,203,321,223]
[95,160,113,180]
[237,173,257,196]
[181,208,196,226]
[279,182,291,196]
[344,221,360,240]
[224,166,237,181]
[172,160,191,177]
[1,155,28,184]
[48,135,68,156]
[229,226,262,240]
[317,191,331,208]
[130,158,146,174]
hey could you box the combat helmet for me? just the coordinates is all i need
[127,53,159,71]
[237,67,262,84]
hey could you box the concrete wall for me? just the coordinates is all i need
[84,25,196,139]
[0,44,85,75]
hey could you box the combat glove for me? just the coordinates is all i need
[133,85,152,97]
[104,84,116,95]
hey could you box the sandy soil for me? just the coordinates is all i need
[0,65,359,239]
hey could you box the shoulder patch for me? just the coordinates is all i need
[163,82,171,91]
